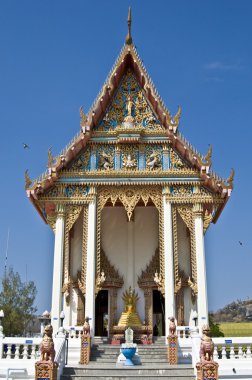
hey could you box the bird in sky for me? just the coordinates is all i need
[239,241,243,246]
[23,143,30,149]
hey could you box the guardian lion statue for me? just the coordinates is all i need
[40,325,55,362]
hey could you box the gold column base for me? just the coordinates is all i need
[35,361,58,380]
[167,335,178,365]
[196,361,219,380]
[80,334,91,365]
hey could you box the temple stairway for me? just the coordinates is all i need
[61,337,195,380]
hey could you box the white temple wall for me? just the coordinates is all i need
[177,214,194,325]
[101,206,158,322]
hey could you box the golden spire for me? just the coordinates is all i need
[125,6,133,45]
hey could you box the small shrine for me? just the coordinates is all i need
[26,9,233,339]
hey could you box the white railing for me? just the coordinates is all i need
[177,326,199,339]
[212,337,252,360]
[0,337,41,360]
[0,329,67,380]
[191,332,252,378]
[65,325,83,339]
[54,328,67,380]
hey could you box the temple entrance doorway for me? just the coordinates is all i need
[95,290,108,336]
[153,289,165,336]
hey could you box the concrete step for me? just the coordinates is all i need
[91,354,167,359]
[90,358,168,363]
[91,350,167,355]
[61,364,195,379]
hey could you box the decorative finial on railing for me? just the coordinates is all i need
[126,6,133,45]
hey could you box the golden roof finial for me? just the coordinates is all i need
[126,6,133,45]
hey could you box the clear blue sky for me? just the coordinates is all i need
[0,0,251,314]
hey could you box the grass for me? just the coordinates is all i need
[219,322,252,337]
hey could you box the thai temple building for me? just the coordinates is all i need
[26,9,233,340]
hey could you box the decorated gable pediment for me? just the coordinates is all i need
[25,28,233,226]
[95,70,164,133]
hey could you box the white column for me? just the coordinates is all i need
[163,188,175,338]
[51,204,65,334]
[193,204,208,328]
[127,220,135,288]
[85,189,97,336]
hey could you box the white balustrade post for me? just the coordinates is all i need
[247,345,252,358]
[193,204,208,328]
[51,204,66,334]
[0,325,4,359]
[85,188,97,337]
[163,188,175,338]
[191,328,201,372]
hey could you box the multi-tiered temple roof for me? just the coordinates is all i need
[26,8,233,229]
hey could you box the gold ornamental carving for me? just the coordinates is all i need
[39,184,93,204]
[78,205,88,295]
[63,205,83,304]
[173,205,198,299]
[97,186,161,221]
[47,215,56,233]
[96,70,164,132]
[203,209,213,233]
[98,249,124,290]
[109,288,118,331]
[143,288,152,327]
[138,248,160,288]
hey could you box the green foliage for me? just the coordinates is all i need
[209,313,224,337]
[0,268,37,336]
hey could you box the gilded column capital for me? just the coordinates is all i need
[88,187,97,204]
[89,186,97,196]
[56,204,66,217]
[192,203,204,218]
[162,186,171,196]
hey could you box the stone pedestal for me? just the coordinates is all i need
[35,361,58,380]
[80,334,91,364]
[167,335,178,364]
[196,361,219,380]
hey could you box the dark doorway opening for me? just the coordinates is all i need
[153,289,165,336]
[95,290,108,336]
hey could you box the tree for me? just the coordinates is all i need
[209,313,224,337]
[0,267,37,336]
